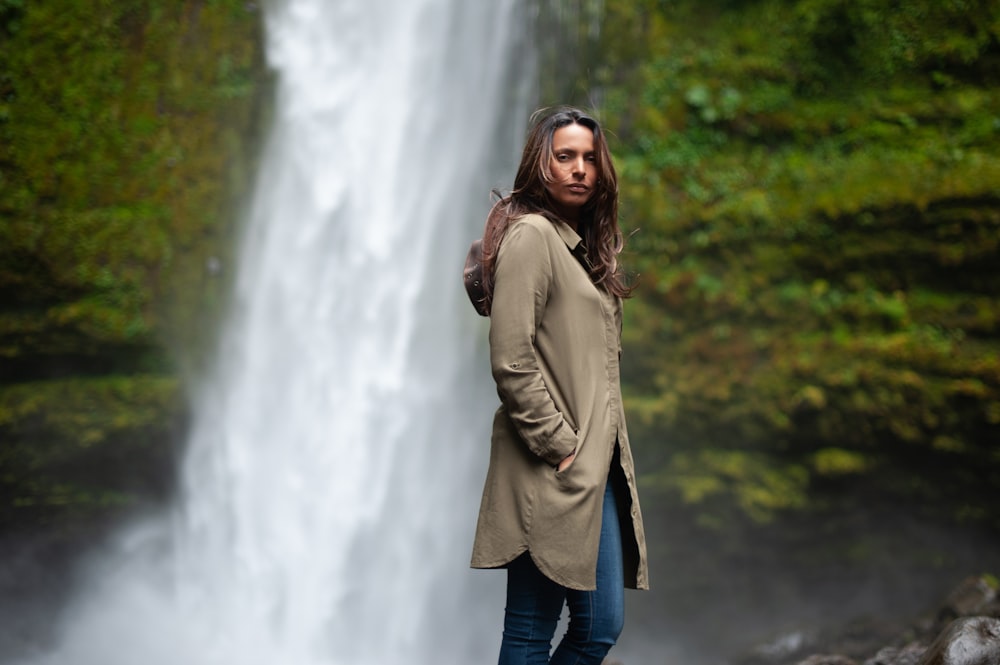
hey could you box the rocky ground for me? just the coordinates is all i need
[728,575,1000,665]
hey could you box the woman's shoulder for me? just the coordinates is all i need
[509,213,557,238]
[513,212,551,228]
[497,214,558,264]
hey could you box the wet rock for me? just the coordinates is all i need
[835,617,912,659]
[862,642,926,665]
[729,576,1000,665]
[728,578,999,665]
[936,578,999,630]
[917,617,1000,665]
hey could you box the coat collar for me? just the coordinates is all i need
[552,218,583,251]
[551,218,597,274]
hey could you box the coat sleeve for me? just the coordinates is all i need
[489,220,579,467]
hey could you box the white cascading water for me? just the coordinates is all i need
[22,1,533,663]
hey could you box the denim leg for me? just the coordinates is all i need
[498,552,567,665]
[550,481,625,665]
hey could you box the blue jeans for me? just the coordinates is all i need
[498,480,625,665]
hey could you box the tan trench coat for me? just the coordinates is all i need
[470,213,649,591]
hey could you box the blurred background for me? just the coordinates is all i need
[0,1,997,664]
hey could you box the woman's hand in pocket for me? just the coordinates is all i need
[556,451,576,472]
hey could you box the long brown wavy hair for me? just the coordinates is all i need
[480,106,632,315]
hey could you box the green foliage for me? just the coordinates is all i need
[0,0,265,354]
[0,375,178,443]
[643,448,810,524]
[0,375,181,527]
[595,0,1000,531]
[0,0,266,529]
[0,0,24,37]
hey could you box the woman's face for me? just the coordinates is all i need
[544,122,597,224]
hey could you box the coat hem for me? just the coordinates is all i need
[471,548,597,592]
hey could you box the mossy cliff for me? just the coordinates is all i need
[537,0,1000,652]
[523,5,1000,640]
[0,0,267,533]
[555,0,1000,531]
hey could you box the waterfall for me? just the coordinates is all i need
[22,1,533,663]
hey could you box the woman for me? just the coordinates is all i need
[469,106,649,665]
